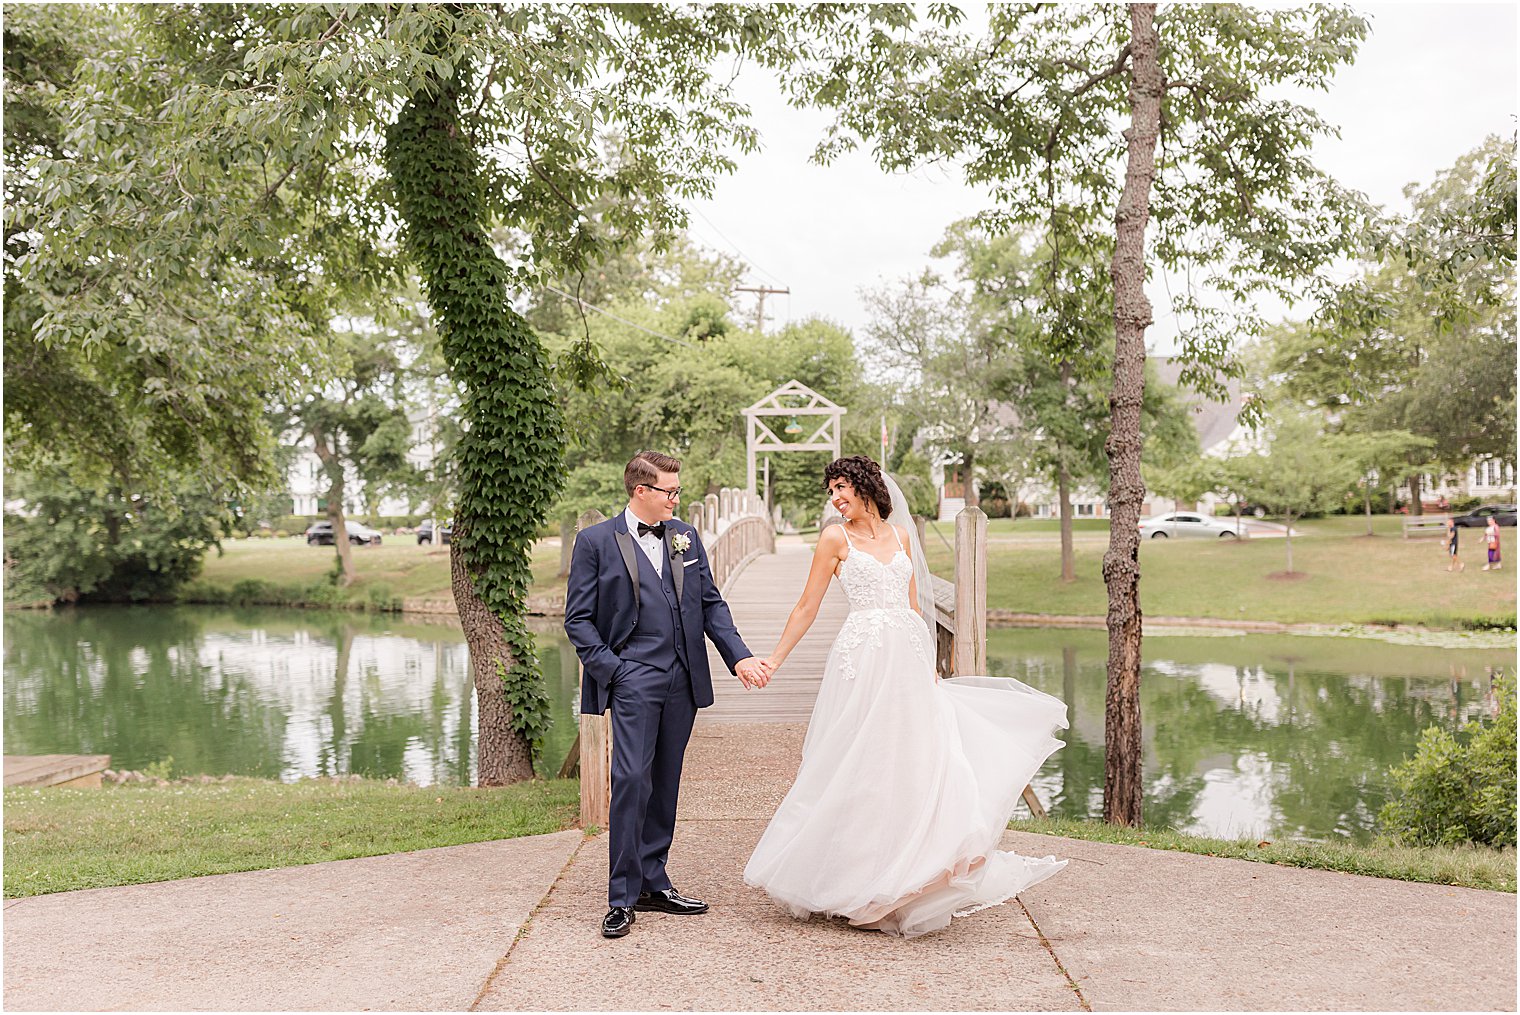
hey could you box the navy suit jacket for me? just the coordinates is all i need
[564,512,752,715]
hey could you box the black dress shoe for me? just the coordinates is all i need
[635,888,709,915]
[601,906,635,938]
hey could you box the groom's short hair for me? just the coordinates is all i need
[625,451,682,496]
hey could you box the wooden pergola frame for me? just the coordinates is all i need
[742,380,847,495]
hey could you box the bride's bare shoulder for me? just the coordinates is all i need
[816,523,848,553]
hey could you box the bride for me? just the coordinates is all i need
[743,455,1069,938]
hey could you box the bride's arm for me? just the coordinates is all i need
[764,525,847,672]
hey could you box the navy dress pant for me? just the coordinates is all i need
[606,659,697,907]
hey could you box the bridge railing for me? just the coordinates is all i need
[690,488,775,589]
[565,488,774,827]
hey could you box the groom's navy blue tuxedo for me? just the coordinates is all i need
[564,511,751,907]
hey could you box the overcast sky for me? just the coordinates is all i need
[683,3,1518,347]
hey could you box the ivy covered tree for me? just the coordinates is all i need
[18,3,811,784]
[251,5,802,783]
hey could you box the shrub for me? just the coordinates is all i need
[1449,495,1483,514]
[364,582,400,612]
[1462,615,1518,632]
[1380,673,1517,848]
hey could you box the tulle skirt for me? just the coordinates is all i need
[743,610,1069,938]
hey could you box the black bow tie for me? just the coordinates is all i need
[637,521,666,539]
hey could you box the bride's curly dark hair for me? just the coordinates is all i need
[823,455,893,519]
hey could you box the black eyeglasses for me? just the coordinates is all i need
[641,484,681,500]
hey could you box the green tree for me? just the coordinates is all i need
[20,4,801,784]
[283,327,419,586]
[1290,138,1519,511]
[1233,412,1362,575]
[860,270,1014,512]
[1338,430,1435,535]
[4,464,226,604]
[935,222,1198,580]
[792,3,1370,824]
[6,5,378,501]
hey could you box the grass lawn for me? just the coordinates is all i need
[920,515,1515,628]
[1011,817,1517,893]
[189,537,564,609]
[3,777,579,898]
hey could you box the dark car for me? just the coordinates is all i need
[305,520,384,546]
[416,519,452,545]
[1453,505,1517,527]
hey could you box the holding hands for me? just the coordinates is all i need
[735,656,774,690]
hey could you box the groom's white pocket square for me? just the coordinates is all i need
[683,559,698,567]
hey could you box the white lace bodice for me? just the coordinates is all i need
[832,525,930,680]
[838,547,915,612]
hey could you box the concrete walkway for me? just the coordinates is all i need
[5,721,1515,1011]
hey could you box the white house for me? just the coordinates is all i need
[286,407,445,519]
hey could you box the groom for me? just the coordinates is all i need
[564,450,771,939]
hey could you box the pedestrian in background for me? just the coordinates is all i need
[1483,516,1502,571]
[1446,515,1465,572]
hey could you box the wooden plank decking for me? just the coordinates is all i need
[700,535,848,724]
[4,754,111,789]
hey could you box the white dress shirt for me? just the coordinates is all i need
[624,506,664,578]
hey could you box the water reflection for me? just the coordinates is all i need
[994,628,1511,841]
[3,606,579,785]
[6,608,1512,840]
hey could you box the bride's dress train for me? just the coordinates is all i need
[743,527,1068,938]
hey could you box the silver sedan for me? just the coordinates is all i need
[1138,511,1242,540]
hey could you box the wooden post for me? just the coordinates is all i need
[953,506,987,677]
[572,508,612,829]
[579,709,613,829]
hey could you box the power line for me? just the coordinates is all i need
[690,206,786,288]
[540,284,697,349]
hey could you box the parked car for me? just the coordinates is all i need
[1138,511,1241,540]
[1453,504,1517,528]
[305,520,384,546]
[416,519,452,545]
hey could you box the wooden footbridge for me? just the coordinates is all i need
[568,489,1040,823]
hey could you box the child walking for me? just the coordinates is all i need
[1446,515,1464,572]
[1483,516,1502,571]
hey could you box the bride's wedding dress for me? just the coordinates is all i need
[743,523,1068,938]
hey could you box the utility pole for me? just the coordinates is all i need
[734,285,789,333]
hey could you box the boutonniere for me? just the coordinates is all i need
[670,531,692,555]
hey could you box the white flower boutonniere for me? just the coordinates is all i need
[671,531,692,555]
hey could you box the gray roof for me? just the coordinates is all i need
[1151,356,1246,452]
[968,355,1246,453]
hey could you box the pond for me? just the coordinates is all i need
[4,606,1512,840]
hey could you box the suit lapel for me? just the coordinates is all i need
[666,529,684,604]
[612,517,640,611]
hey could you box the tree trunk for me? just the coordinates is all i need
[1284,512,1295,574]
[1058,462,1076,583]
[962,447,979,508]
[311,426,355,586]
[558,514,575,579]
[1408,473,1423,516]
[1363,482,1374,536]
[385,60,552,788]
[1101,3,1160,829]
[452,533,536,785]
